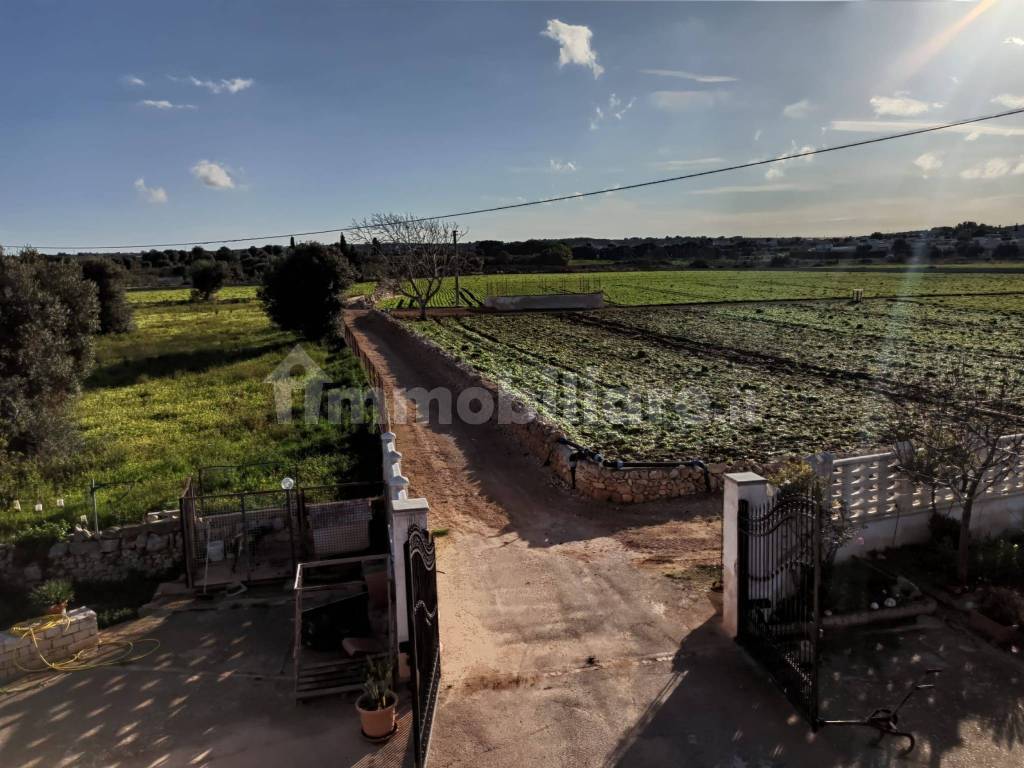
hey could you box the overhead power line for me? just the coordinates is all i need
[5,107,1024,253]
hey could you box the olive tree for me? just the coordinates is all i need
[0,251,100,468]
[889,356,1024,584]
[259,241,354,339]
[350,213,467,319]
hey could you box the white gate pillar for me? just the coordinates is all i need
[722,472,772,638]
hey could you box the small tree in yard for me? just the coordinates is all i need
[889,356,1024,584]
[80,258,134,333]
[351,212,467,320]
[259,241,354,339]
[189,259,227,301]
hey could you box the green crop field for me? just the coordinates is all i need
[369,268,1024,309]
[2,288,376,542]
[403,292,1024,464]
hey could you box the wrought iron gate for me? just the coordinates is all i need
[405,525,441,767]
[736,492,823,727]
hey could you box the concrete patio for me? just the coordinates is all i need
[0,597,412,768]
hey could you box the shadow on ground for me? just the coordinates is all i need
[605,615,1024,768]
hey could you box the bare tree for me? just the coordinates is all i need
[889,355,1024,584]
[351,213,467,320]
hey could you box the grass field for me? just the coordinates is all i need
[2,288,376,542]
[404,293,1024,463]
[368,269,1024,308]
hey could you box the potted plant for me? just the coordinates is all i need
[356,657,397,741]
[30,578,74,616]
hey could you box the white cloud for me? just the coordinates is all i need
[173,76,254,94]
[651,157,724,171]
[754,129,762,142]
[992,93,1024,109]
[830,119,1024,138]
[140,99,196,110]
[191,160,235,189]
[549,159,577,174]
[650,90,729,112]
[133,178,167,204]
[763,141,815,179]
[782,99,813,119]
[869,94,939,117]
[960,157,1024,180]
[541,19,603,78]
[913,152,943,178]
[122,75,146,87]
[1004,36,1024,47]
[639,68,736,83]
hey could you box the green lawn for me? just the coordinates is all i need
[1,288,376,541]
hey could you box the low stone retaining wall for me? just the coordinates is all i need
[0,518,183,587]
[344,311,757,502]
[0,608,98,684]
[483,292,605,311]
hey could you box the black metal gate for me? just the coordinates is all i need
[405,524,441,768]
[736,492,823,727]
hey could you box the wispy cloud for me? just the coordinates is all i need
[639,68,736,83]
[782,99,814,119]
[121,75,146,87]
[651,90,729,112]
[1005,36,1024,47]
[651,157,724,171]
[133,178,167,204]
[830,119,1024,138]
[191,160,235,189]
[140,99,196,110]
[171,76,254,94]
[869,93,941,117]
[541,19,603,78]
[549,159,577,174]
[913,152,943,178]
[691,183,819,195]
[590,93,635,129]
[960,157,1024,180]
[992,93,1024,109]
[754,129,762,142]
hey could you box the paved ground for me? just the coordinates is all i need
[349,311,1024,768]
[0,601,412,768]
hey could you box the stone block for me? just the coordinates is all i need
[145,534,167,553]
[69,540,100,557]
[48,542,69,558]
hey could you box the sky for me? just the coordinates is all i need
[2,0,1024,250]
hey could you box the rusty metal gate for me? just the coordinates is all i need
[736,492,823,727]
[405,524,441,768]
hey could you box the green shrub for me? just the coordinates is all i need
[29,578,74,613]
[13,520,69,548]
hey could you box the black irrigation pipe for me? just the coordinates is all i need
[558,436,712,492]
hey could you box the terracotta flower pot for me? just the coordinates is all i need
[356,693,397,741]
[45,602,68,616]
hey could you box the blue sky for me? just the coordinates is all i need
[2,0,1024,249]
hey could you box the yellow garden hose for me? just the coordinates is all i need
[1,613,160,695]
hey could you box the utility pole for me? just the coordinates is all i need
[453,229,460,308]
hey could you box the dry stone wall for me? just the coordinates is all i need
[0,518,183,587]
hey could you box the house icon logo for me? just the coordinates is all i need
[265,344,330,423]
